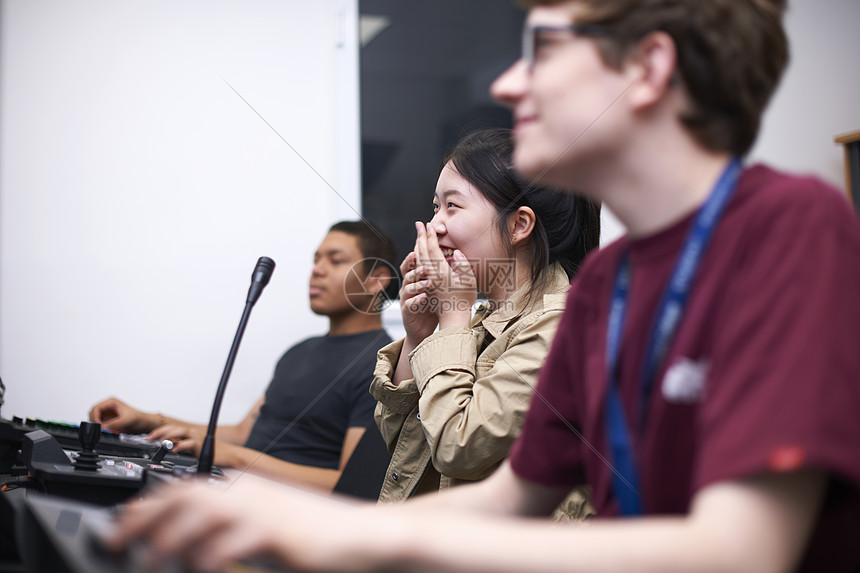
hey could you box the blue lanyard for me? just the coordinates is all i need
[605,157,743,516]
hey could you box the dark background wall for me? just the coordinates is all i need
[360,0,525,264]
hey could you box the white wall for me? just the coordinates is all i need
[0,0,361,425]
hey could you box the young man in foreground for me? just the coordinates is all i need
[108,1,860,571]
[90,220,396,492]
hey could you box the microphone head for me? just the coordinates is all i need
[252,256,276,285]
[247,256,276,305]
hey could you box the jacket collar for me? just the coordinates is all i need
[476,262,570,339]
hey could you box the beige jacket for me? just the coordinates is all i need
[370,264,569,502]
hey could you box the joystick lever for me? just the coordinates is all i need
[74,421,102,471]
[150,440,173,464]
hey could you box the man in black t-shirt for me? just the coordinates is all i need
[90,220,397,492]
[242,327,391,473]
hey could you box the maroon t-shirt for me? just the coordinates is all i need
[510,164,860,569]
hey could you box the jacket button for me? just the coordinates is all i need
[392,471,399,481]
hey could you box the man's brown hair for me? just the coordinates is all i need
[521,0,789,154]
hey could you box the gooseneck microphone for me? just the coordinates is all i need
[197,257,275,475]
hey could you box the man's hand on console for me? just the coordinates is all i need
[148,424,203,454]
[88,397,161,434]
[147,424,245,468]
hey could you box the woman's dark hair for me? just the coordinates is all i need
[442,128,601,293]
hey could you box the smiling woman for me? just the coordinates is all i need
[368,128,600,502]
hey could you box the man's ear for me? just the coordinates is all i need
[365,264,393,296]
[625,31,678,111]
[508,206,536,246]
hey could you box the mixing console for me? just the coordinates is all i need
[2,416,195,463]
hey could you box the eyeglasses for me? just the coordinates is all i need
[522,23,611,69]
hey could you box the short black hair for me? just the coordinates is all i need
[328,220,399,301]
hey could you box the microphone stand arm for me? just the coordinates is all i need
[197,256,274,476]
[197,301,253,476]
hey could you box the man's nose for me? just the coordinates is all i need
[490,59,529,108]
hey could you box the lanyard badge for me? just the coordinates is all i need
[605,157,743,516]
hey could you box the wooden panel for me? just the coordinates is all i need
[835,130,860,211]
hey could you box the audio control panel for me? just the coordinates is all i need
[17,422,222,506]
